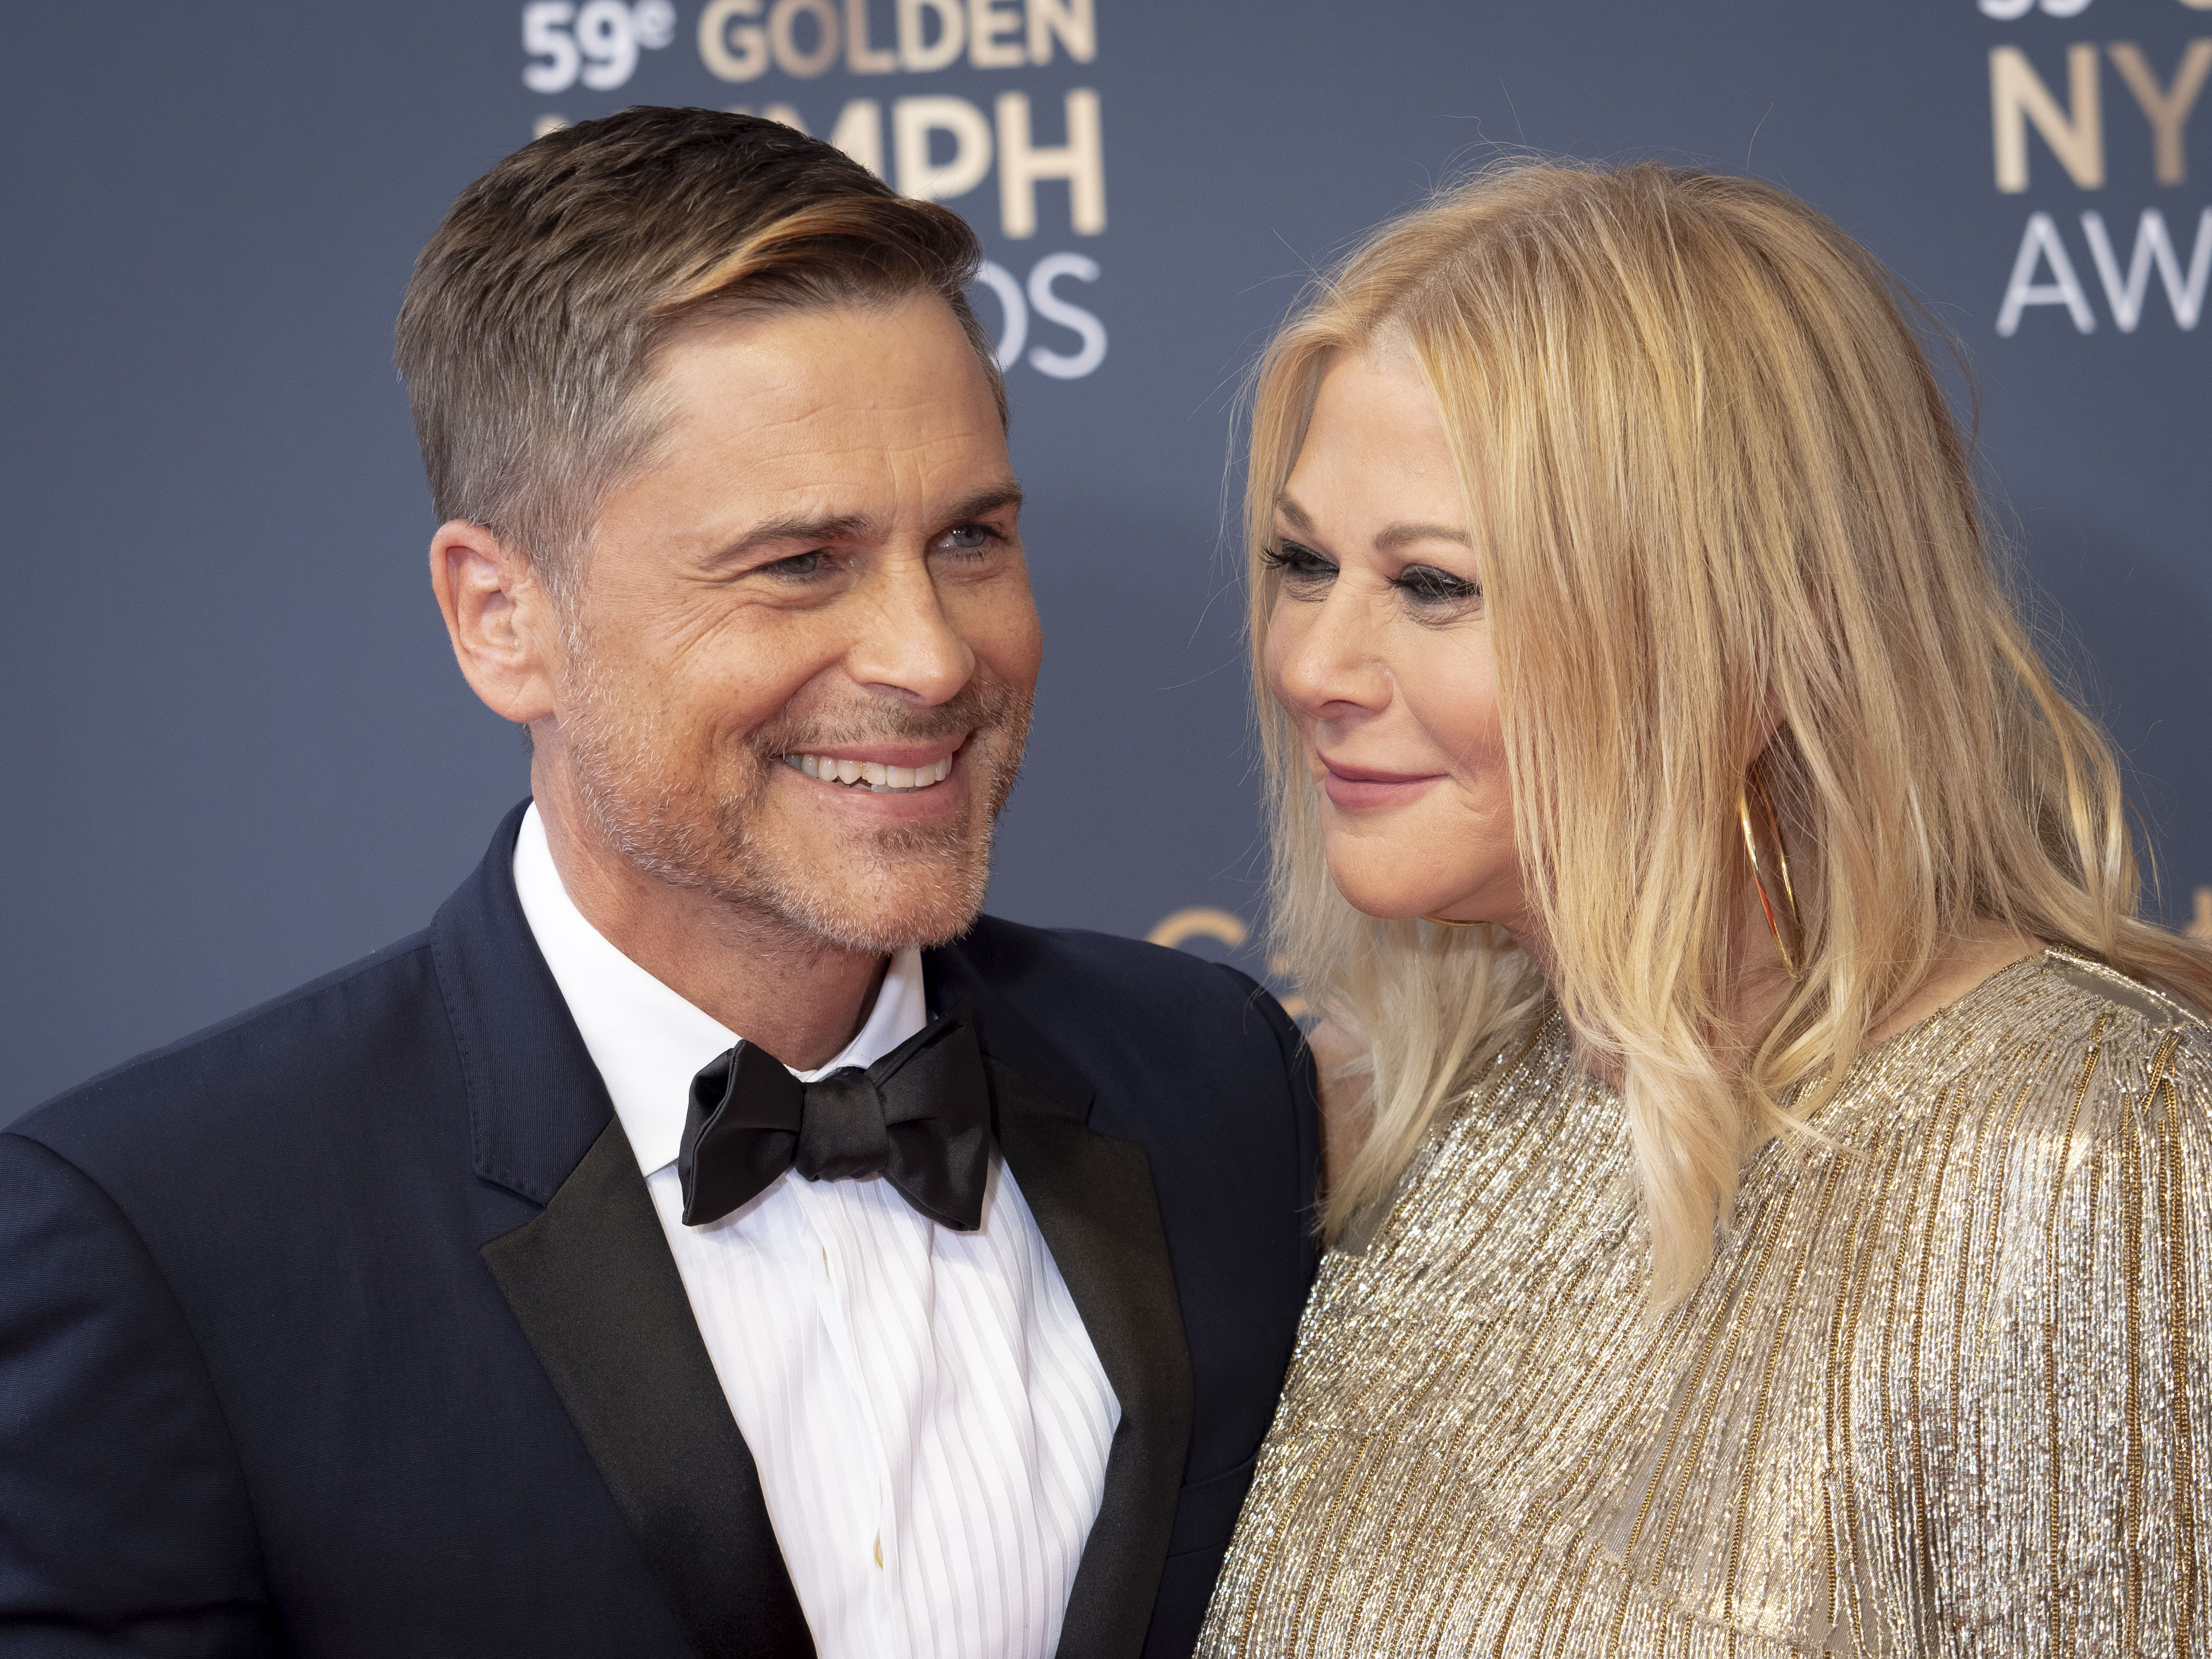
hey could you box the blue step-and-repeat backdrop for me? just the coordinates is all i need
[4,0,2207,1116]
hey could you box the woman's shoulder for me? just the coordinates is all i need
[1812,946,2209,1205]
[2041,944,2209,1038]
[1899,944,2212,1199]
[2022,944,2210,1116]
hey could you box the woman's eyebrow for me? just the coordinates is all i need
[1374,521,1472,552]
[1275,497,1470,553]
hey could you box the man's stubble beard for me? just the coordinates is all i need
[558,623,1032,956]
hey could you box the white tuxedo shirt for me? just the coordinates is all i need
[511,805,1118,1659]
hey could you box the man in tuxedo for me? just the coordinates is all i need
[0,109,1317,1658]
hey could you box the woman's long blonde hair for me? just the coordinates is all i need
[1254,160,2212,1298]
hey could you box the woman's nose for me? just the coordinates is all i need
[1270,587,1390,722]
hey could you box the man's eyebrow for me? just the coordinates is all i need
[941,481,1024,525]
[712,481,1023,566]
[714,511,878,564]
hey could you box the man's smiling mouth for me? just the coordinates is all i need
[782,752,955,793]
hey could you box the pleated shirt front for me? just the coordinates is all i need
[513,805,1119,1659]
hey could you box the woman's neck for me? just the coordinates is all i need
[1507,901,2038,1093]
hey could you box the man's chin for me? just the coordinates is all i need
[714,847,994,957]
[754,892,986,957]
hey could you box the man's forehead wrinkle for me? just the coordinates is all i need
[724,369,989,429]
[726,414,1003,472]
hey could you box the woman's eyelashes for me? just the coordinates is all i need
[1391,563,1482,613]
[1265,540,1482,618]
[1263,540,1339,594]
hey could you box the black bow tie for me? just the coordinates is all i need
[677,1010,994,1231]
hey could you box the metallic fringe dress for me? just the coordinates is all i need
[1200,950,2212,1658]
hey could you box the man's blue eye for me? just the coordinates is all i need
[942,525,995,551]
[766,550,827,579]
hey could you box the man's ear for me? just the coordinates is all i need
[429,520,562,726]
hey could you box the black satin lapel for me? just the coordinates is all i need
[989,1060,1193,1659]
[482,1121,814,1659]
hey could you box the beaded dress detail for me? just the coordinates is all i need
[1201,950,2212,1657]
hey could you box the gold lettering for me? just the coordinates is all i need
[897,0,964,72]
[1991,43,2105,192]
[893,94,993,200]
[768,0,839,78]
[844,0,895,73]
[2108,40,2212,186]
[995,89,1105,237]
[1148,908,1248,950]
[968,0,1024,67]
[829,99,884,175]
[1025,0,1095,65]
[698,0,770,82]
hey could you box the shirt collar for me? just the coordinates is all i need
[510,803,927,1176]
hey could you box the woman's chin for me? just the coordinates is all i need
[1328,871,1461,923]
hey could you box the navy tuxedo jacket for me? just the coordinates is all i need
[0,806,1319,1658]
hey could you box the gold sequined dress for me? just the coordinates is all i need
[1201,950,2212,1657]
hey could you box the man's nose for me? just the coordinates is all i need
[844,553,976,706]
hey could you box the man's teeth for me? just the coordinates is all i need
[782,753,955,792]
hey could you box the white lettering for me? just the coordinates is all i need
[2082,207,2212,329]
[1990,44,2105,192]
[1997,211,2098,335]
[995,89,1105,238]
[632,0,676,49]
[1025,0,1095,64]
[844,0,895,72]
[894,95,993,200]
[574,0,640,89]
[972,261,1029,367]
[897,0,965,72]
[523,3,582,93]
[699,0,769,81]
[1026,251,1106,377]
[968,0,1025,67]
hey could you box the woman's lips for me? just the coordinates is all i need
[1319,759,1444,811]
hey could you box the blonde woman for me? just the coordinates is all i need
[1200,161,2212,1659]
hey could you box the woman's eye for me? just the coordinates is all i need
[1262,541,1337,591]
[1392,564,1482,608]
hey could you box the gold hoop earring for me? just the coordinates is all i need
[1421,914,1485,929]
[1739,772,1803,980]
